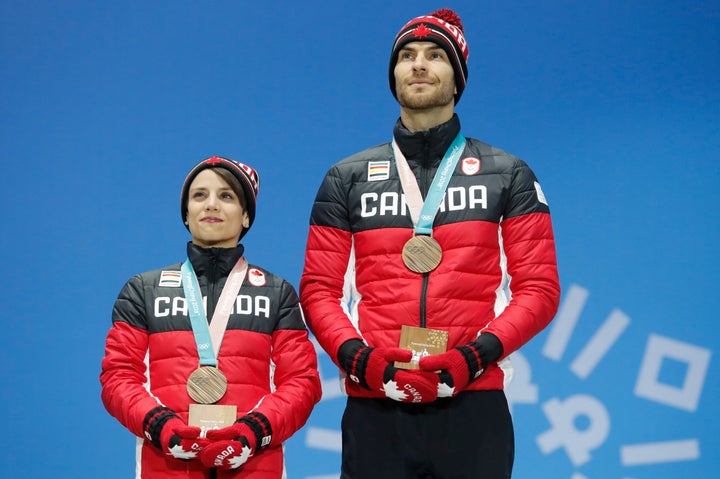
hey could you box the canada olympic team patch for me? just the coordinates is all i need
[461,157,481,175]
[248,268,266,286]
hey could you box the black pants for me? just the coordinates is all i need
[340,390,514,479]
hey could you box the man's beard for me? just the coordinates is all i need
[396,81,455,110]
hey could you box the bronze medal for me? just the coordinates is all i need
[187,366,228,404]
[402,235,442,273]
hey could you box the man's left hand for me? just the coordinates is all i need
[200,421,256,470]
[419,333,502,397]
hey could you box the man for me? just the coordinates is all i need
[300,8,560,479]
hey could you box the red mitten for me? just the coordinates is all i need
[200,421,257,470]
[159,417,208,460]
[339,340,439,403]
[419,333,502,397]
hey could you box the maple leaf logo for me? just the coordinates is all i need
[412,23,432,38]
[168,444,199,460]
[382,379,409,401]
[461,157,481,176]
[248,268,266,286]
[437,382,455,398]
[227,444,252,469]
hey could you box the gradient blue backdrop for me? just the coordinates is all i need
[2,1,718,477]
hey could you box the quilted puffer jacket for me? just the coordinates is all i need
[101,242,321,479]
[300,114,560,395]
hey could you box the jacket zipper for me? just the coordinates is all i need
[419,139,431,328]
[206,253,219,323]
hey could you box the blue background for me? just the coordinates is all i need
[1,1,718,477]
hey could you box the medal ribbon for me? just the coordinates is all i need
[392,133,466,235]
[181,256,248,367]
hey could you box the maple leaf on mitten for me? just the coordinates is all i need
[200,419,263,470]
[419,333,503,397]
[143,407,208,460]
[167,424,209,460]
[382,378,405,401]
[200,437,253,470]
[338,339,439,403]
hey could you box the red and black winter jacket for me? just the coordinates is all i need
[101,243,321,479]
[300,114,560,395]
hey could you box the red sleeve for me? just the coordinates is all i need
[300,224,363,365]
[100,320,164,438]
[249,284,322,445]
[100,277,165,439]
[252,329,321,444]
[483,211,561,356]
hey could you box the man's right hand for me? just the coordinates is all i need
[160,417,208,460]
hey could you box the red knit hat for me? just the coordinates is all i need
[181,156,260,240]
[389,8,469,104]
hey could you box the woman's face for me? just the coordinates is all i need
[186,169,248,248]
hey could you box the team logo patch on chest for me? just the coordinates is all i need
[159,270,182,287]
[248,268,266,286]
[461,157,481,176]
[368,161,390,181]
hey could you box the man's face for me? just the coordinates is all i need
[394,41,456,110]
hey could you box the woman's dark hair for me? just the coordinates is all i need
[209,167,248,210]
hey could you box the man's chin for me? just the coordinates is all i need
[397,88,454,110]
[399,98,453,110]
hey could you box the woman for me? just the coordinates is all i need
[101,156,322,479]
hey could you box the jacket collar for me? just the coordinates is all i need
[186,242,245,280]
[392,114,461,167]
